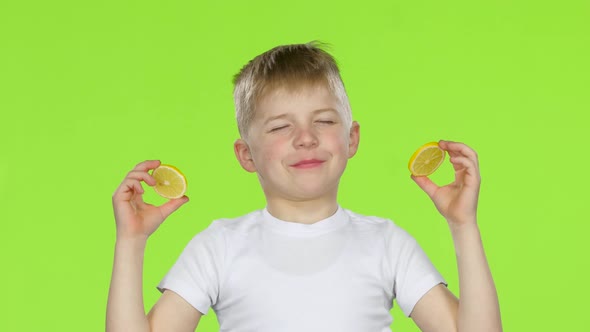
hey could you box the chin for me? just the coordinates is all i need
[289,186,337,201]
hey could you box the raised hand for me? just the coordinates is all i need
[112,160,189,240]
[411,140,481,226]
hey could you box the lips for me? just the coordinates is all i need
[291,159,325,168]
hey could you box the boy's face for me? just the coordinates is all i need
[234,84,360,203]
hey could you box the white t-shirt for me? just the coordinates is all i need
[158,206,445,331]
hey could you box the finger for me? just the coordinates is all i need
[113,178,145,202]
[132,186,146,207]
[158,196,190,219]
[132,160,161,172]
[439,140,478,163]
[126,170,157,186]
[449,156,480,185]
[449,155,478,172]
[411,175,439,199]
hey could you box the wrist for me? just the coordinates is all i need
[115,234,148,249]
[448,218,479,234]
[446,214,477,230]
[447,220,484,255]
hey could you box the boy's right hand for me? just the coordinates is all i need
[112,160,189,240]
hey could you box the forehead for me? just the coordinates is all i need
[254,84,341,119]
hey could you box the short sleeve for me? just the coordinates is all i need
[387,224,446,317]
[157,223,226,315]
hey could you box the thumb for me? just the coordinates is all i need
[159,196,190,219]
[411,175,438,199]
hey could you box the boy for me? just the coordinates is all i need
[107,42,501,331]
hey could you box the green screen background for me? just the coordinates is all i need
[1,0,588,330]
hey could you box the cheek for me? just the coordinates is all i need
[326,130,349,151]
[258,139,288,163]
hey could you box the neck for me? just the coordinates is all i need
[265,197,338,225]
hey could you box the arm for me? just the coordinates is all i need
[148,290,203,331]
[106,236,150,332]
[449,219,500,332]
[410,141,502,332]
[106,160,199,332]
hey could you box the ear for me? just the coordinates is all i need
[347,121,360,158]
[234,138,257,173]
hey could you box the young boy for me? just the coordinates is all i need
[107,42,501,332]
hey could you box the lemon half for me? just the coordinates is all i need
[408,142,446,176]
[151,164,187,199]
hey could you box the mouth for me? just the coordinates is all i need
[291,159,325,169]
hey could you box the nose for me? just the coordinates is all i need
[293,126,318,149]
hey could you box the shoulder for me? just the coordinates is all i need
[177,210,264,260]
[342,208,423,261]
[185,209,264,244]
[192,209,263,233]
[207,209,264,233]
[342,208,415,240]
[343,208,391,228]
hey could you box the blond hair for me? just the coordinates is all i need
[232,41,352,139]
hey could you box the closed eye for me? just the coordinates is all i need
[316,120,335,124]
[269,125,289,132]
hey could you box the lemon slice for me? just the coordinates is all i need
[408,142,446,176]
[151,164,187,199]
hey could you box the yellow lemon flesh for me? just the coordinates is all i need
[151,164,187,199]
[408,142,446,176]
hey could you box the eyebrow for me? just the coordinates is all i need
[263,108,338,125]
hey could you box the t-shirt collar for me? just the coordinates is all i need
[261,205,348,236]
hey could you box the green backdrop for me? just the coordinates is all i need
[1,0,588,330]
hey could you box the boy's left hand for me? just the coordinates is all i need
[411,140,481,226]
